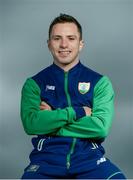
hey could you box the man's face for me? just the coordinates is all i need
[48,23,84,67]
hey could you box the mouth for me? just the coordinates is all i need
[58,50,71,56]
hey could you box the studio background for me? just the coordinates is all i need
[0,0,133,178]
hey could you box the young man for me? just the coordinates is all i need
[21,14,126,179]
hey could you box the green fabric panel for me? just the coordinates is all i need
[20,78,76,135]
[64,72,72,106]
[57,76,114,139]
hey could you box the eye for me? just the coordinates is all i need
[52,36,61,41]
[53,37,60,41]
[68,37,75,41]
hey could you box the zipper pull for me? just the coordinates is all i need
[66,138,77,169]
[67,161,70,169]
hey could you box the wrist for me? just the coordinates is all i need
[73,106,86,120]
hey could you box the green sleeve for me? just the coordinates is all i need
[57,76,114,139]
[20,78,76,135]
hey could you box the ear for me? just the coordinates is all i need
[79,40,84,51]
[47,39,51,50]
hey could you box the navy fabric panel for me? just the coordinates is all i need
[21,136,126,179]
[29,136,103,170]
[68,63,102,108]
[32,64,68,109]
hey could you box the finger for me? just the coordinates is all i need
[40,105,51,110]
[40,105,46,110]
[41,101,47,105]
[41,101,51,108]
[40,101,52,110]
[83,107,92,116]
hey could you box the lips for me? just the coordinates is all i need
[59,50,71,53]
[58,50,71,56]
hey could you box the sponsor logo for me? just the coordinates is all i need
[78,82,90,94]
[45,85,55,91]
[91,142,99,149]
[97,157,106,165]
[26,165,40,172]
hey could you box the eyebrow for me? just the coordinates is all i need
[51,35,78,38]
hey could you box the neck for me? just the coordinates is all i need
[54,59,80,72]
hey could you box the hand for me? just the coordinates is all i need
[40,101,52,111]
[83,106,92,116]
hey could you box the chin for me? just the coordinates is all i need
[61,61,73,66]
[54,56,77,66]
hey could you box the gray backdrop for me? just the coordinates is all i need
[0,0,133,178]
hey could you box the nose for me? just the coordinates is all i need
[60,38,68,48]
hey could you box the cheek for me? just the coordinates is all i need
[49,45,58,53]
[49,41,58,49]
[72,42,82,50]
[74,45,82,53]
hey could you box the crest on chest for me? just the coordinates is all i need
[78,82,90,94]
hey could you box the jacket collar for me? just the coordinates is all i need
[52,61,82,74]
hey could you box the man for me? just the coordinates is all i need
[21,14,126,179]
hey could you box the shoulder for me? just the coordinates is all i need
[32,64,53,81]
[79,63,114,91]
[80,63,103,85]
[26,64,54,87]
[22,64,54,90]
[94,75,114,98]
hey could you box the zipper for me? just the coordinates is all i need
[64,71,77,169]
[66,138,77,169]
[64,72,72,107]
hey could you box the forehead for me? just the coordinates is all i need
[50,23,80,37]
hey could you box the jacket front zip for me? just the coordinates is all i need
[66,138,77,169]
[64,72,71,106]
[64,71,77,169]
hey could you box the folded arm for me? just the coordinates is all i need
[20,78,76,135]
[57,76,114,139]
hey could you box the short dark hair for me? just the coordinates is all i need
[48,13,82,40]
